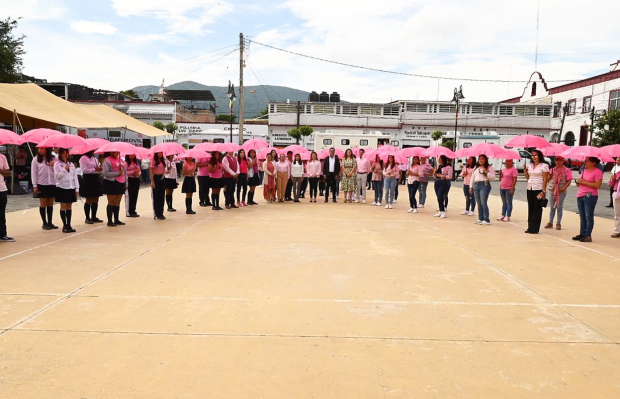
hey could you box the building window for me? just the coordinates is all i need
[514,106,535,116]
[438,104,456,113]
[213,138,225,143]
[269,104,275,113]
[567,99,576,115]
[390,140,400,146]
[582,96,592,113]
[338,105,358,115]
[553,102,562,118]
[536,107,551,117]
[277,104,297,113]
[323,139,332,145]
[383,106,399,116]
[341,139,350,145]
[610,89,620,110]
[531,82,537,97]
[360,139,369,146]
[108,130,121,137]
[360,106,382,115]
[313,105,335,114]
[498,106,513,116]
[406,103,427,112]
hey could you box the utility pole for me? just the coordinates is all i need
[238,33,245,144]
[558,103,569,143]
[589,106,596,146]
[296,101,301,129]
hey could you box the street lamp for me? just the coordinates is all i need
[226,80,237,143]
[451,85,465,178]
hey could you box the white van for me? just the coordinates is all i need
[314,130,391,151]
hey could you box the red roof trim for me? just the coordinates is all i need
[549,70,620,94]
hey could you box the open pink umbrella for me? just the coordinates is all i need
[37,134,87,149]
[465,143,508,158]
[70,138,110,155]
[299,152,311,161]
[454,148,469,158]
[178,148,211,159]
[96,142,140,156]
[379,152,407,164]
[503,149,523,160]
[241,138,269,151]
[150,142,185,156]
[398,147,425,158]
[559,146,614,163]
[602,144,620,158]
[195,142,237,153]
[0,129,25,145]
[421,146,456,158]
[283,144,309,154]
[21,128,63,144]
[504,134,551,149]
[540,143,569,156]
[377,144,399,152]
[319,148,344,159]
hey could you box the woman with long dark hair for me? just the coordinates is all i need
[371,155,384,206]
[53,148,79,233]
[470,154,495,225]
[181,156,197,214]
[246,149,260,205]
[124,154,141,218]
[262,153,276,203]
[164,155,178,212]
[31,147,58,230]
[406,156,421,213]
[383,155,398,209]
[545,156,572,230]
[524,149,549,234]
[341,149,357,203]
[209,151,224,210]
[460,157,476,216]
[150,151,167,220]
[573,157,603,242]
[79,150,103,224]
[236,149,249,207]
[102,151,126,227]
[433,155,452,218]
[291,153,304,202]
[307,151,321,202]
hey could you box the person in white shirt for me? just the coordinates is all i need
[523,150,549,234]
[31,147,59,230]
[164,155,178,212]
[0,152,14,242]
[355,149,371,204]
[291,153,304,202]
[606,158,620,208]
[54,148,80,233]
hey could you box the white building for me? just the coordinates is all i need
[504,61,620,146]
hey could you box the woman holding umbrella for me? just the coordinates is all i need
[433,155,452,218]
[246,149,260,205]
[469,154,495,225]
[544,156,572,230]
[262,153,277,203]
[523,150,549,234]
[102,151,126,227]
[209,151,224,210]
[164,155,178,212]
[54,148,80,233]
[573,157,603,242]
[124,154,141,218]
[32,147,59,230]
[79,150,104,224]
[181,155,197,214]
[150,152,167,220]
[383,155,398,209]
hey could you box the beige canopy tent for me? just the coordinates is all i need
[0,83,169,137]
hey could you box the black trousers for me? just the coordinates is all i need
[527,189,544,233]
[0,191,7,237]
[198,176,210,204]
[224,177,236,206]
[152,175,165,217]
[236,173,248,202]
[325,173,338,201]
[285,178,293,200]
[127,177,140,215]
[309,177,319,198]
[300,177,308,196]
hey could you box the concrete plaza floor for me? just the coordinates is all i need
[1,186,620,398]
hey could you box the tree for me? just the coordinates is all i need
[165,123,178,134]
[431,130,443,141]
[0,17,26,83]
[120,89,140,99]
[153,121,166,130]
[591,109,620,147]
[287,125,314,144]
[255,106,268,118]
[441,139,455,149]
[216,114,237,123]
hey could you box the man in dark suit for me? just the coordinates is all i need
[322,147,341,203]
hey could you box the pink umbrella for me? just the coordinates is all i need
[242,138,269,151]
[362,148,377,160]
[454,148,469,158]
[299,152,311,161]
[37,134,87,149]
[0,129,25,145]
[465,143,508,158]
[503,149,523,160]
[602,144,620,158]
[398,147,425,158]
[504,134,551,149]
[540,143,569,156]
[150,142,185,156]
[195,142,236,153]
[377,144,399,152]
[559,146,614,163]
[379,152,407,164]
[135,147,151,159]
[421,146,456,158]
[178,148,211,159]
[257,147,279,160]
[21,128,63,144]
[283,144,309,154]
[96,142,140,156]
[70,138,110,155]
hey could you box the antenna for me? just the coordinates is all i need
[535,0,540,70]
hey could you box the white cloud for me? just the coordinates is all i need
[0,0,66,21]
[70,20,118,35]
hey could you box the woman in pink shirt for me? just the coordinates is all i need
[209,151,224,211]
[573,157,603,242]
[247,149,260,205]
[262,153,276,203]
[236,149,249,207]
[150,152,167,220]
[124,154,141,218]
[181,156,197,214]
[371,155,384,206]
[610,165,620,238]
[498,159,518,222]
[79,150,103,225]
[545,156,572,230]
[460,157,476,216]
[102,151,126,227]
[307,151,321,202]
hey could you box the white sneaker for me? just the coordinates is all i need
[419,204,424,208]
[393,200,397,203]
[388,204,393,209]
[376,202,382,206]
[460,210,469,215]
[480,221,490,225]
[362,200,366,204]
[412,209,418,214]
[385,204,390,209]
[468,211,474,216]
[407,208,414,213]
[355,199,359,203]
[440,212,446,218]
[371,201,377,206]
[474,220,481,224]
[433,212,441,217]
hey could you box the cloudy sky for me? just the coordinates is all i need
[2,0,620,103]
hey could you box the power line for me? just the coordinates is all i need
[249,40,581,84]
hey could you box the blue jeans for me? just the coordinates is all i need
[473,182,491,222]
[373,180,383,203]
[577,195,598,236]
[463,184,475,212]
[500,188,514,217]
[407,182,419,209]
[419,181,428,205]
[384,177,397,204]
[548,191,567,224]
[434,180,449,212]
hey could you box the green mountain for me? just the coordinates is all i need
[132,81,310,118]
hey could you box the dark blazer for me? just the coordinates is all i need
[323,155,341,176]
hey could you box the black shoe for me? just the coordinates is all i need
[85,218,94,225]
[167,208,177,212]
[294,200,300,203]
[524,230,531,234]
[579,236,592,242]
[231,204,239,208]
[49,224,59,230]
[156,215,166,220]
[114,221,126,226]
[215,207,223,211]
[42,224,52,230]
[0,236,15,242]
[107,222,117,227]
[324,199,328,203]
[205,202,213,207]
[200,203,209,207]
[333,199,337,203]
[186,210,196,214]
[127,213,140,218]
[62,226,76,233]
[605,204,614,208]
[92,218,104,223]
[572,235,583,241]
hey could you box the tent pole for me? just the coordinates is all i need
[11,111,17,193]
